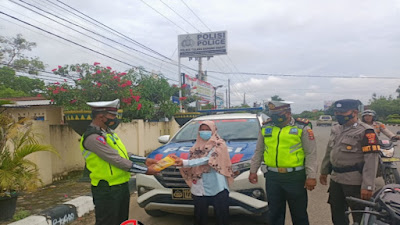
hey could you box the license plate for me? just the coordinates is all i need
[172,188,192,200]
[382,157,400,162]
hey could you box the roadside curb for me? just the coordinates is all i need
[8,177,136,225]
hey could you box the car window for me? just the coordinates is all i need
[321,116,331,120]
[171,118,260,142]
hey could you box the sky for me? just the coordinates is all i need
[1,0,400,113]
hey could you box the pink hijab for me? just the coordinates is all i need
[180,120,234,187]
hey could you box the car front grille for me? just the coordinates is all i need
[155,167,189,188]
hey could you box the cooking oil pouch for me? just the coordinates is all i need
[153,156,176,171]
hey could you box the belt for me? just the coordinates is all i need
[332,163,364,174]
[267,166,305,173]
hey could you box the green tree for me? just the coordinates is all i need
[0,67,45,97]
[396,85,400,99]
[0,34,45,74]
[271,95,284,101]
[369,96,400,120]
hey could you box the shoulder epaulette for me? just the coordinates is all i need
[82,126,104,149]
[296,118,310,124]
[262,118,272,126]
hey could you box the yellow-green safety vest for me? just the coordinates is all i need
[80,130,130,186]
[262,124,305,168]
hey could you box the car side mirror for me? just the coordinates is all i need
[397,131,400,135]
[158,135,170,144]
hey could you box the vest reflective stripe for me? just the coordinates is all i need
[262,125,305,168]
[80,132,131,186]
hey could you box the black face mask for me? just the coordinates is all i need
[336,113,354,125]
[271,114,287,125]
[105,117,120,130]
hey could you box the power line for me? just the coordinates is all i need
[139,0,189,34]
[159,0,201,32]
[179,0,212,31]
[206,71,400,79]
[50,0,172,60]
[0,11,179,83]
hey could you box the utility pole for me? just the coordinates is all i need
[228,79,230,108]
[196,57,203,111]
[243,92,246,105]
[226,88,228,108]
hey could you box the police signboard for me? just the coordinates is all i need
[178,31,227,58]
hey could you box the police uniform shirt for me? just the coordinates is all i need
[250,117,318,179]
[321,120,379,190]
[373,121,395,139]
[83,123,133,171]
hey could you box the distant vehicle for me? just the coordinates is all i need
[316,115,333,126]
[136,111,269,221]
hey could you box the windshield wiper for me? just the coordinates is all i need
[225,138,257,142]
[173,139,196,143]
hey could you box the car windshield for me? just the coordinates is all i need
[321,116,331,120]
[171,118,260,142]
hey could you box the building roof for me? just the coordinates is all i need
[0,96,52,108]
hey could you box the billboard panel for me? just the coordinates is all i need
[184,74,213,102]
[178,31,227,58]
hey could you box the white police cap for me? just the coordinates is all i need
[87,99,120,114]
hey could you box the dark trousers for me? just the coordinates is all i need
[328,179,363,225]
[91,180,130,225]
[193,189,230,225]
[265,170,309,225]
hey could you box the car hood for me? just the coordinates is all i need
[147,140,257,164]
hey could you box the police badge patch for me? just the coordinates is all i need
[289,128,298,135]
[264,128,272,137]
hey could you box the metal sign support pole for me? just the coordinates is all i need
[178,56,182,112]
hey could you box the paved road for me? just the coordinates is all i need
[71,124,400,225]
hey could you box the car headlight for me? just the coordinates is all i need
[232,160,251,177]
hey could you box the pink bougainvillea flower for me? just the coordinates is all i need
[94,62,100,65]
[60,87,67,92]
[51,99,54,102]
[58,65,62,69]
[135,96,140,102]
[181,84,188,88]
[70,99,77,104]
[64,79,67,82]
[96,70,101,74]
[172,84,177,88]
[192,86,197,89]
[52,68,57,72]
[77,78,81,81]
[113,75,119,80]
[137,103,142,110]
[53,90,59,94]
[37,94,41,97]
[97,82,102,87]
[47,87,53,90]
[120,72,127,76]
[179,96,187,101]
[129,88,133,95]
[126,80,132,86]
[106,66,112,70]
[54,82,60,85]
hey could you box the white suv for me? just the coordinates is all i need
[136,113,269,220]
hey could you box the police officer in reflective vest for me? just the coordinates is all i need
[320,99,379,225]
[81,99,158,225]
[249,101,317,225]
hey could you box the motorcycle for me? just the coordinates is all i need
[378,136,400,185]
[346,184,400,225]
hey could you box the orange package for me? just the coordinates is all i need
[153,156,176,171]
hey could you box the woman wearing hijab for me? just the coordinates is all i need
[174,120,234,225]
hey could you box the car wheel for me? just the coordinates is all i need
[145,209,167,217]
